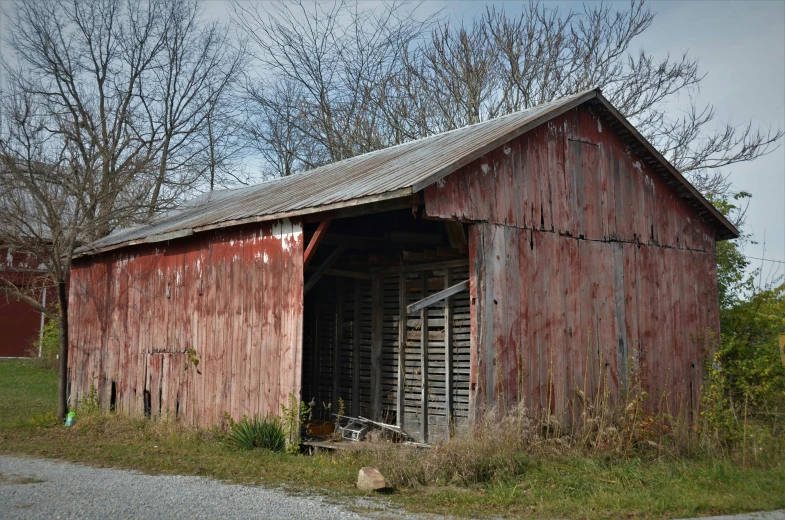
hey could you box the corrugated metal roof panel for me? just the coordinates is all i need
[81,88,737,255]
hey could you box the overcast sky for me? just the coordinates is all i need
[3,0,784,281]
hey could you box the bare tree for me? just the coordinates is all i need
[0,0,244,420]
[3,0,244,235]
[232,0,433,177]
[0,86,144,421]
[236,0,781,198]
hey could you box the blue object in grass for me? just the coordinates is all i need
[64,411,75,427]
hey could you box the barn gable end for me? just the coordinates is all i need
[424,104,718,420]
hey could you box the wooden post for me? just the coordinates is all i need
[310,300,319,405]
[444,268,453,434]
[396,272,406,430]
[332,278,343,413]
[420,272,429,443]
[371,275,383,420]
[352,280,361,417]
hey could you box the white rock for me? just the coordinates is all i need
[356,467,392,492]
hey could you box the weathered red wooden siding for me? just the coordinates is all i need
[68,219,304,425]
[425,105,719,419]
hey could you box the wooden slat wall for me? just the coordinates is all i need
[470,224,718,419]
[423,103,720,420]
[68,218,304,426]
[301,264,470,442]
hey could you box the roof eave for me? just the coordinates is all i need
[74,187,415,259]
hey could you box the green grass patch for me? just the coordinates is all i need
[0,359,58,429]
[1,359,784,518]
[391,456,785,518]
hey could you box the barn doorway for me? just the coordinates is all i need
[300,208,470,443]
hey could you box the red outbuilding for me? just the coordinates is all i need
[68,89,738,442]
[0,247,49,358]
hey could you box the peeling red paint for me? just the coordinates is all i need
[429,105,719,420]
[68,219,304,425]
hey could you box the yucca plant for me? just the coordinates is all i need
[226,415,286,452]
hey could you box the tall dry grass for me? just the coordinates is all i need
[368,361,785,489]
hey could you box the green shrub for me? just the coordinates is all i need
[29,318,60,372]
[226,415,286,452]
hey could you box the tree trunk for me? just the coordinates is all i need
[56,279,70,422]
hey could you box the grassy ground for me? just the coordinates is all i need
[2,358,784,519]
[0,358,58,429]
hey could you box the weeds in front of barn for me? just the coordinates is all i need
[2,356,785,519]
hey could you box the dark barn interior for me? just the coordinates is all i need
[300,209,470,443]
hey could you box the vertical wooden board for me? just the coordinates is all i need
[229,233,243,420]
[544,231,563,415]
[243,227,256,416]
[201,244,216,424]
[276,219,292,414]
[516,230,531,409]
[271,221,287,416]
[419,274,429,442]
[498,227,520,404]
[561,234,580,421]
[352,280,362,416]
[635,244,652,400]
[483,224,503,409]
[581,142,602,241]
[538,126,554,231]
[532,229,545,410]
[509,137,525,228]
[522,131,543,229]
[577,239,595,401]
[371,275,383,419]
[257,224,273,417]
[332,277,344,413]
[468,225,482,420]
[611,242,628,395]
[213,234,228,420]
[248,229,263,418]
[291,221,305,415]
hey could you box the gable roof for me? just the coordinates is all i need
[80,89,738,256]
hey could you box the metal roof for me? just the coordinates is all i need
[80,89,738,256]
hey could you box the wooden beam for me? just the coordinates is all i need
[305,267,372,280]
[444,268,453,435]
[420,273,429,443]
[304,244,347,294]
[370,258,468,275]
[303,218,332,268]
[332,278,344,413]
[371,275,383,420]
[407,279,469,314]
[352,280,361,417]
[397,272,406,430]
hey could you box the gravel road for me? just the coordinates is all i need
[0,455,403,520]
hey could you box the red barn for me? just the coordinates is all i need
[0,247,49,358]
[69,89,737,442]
